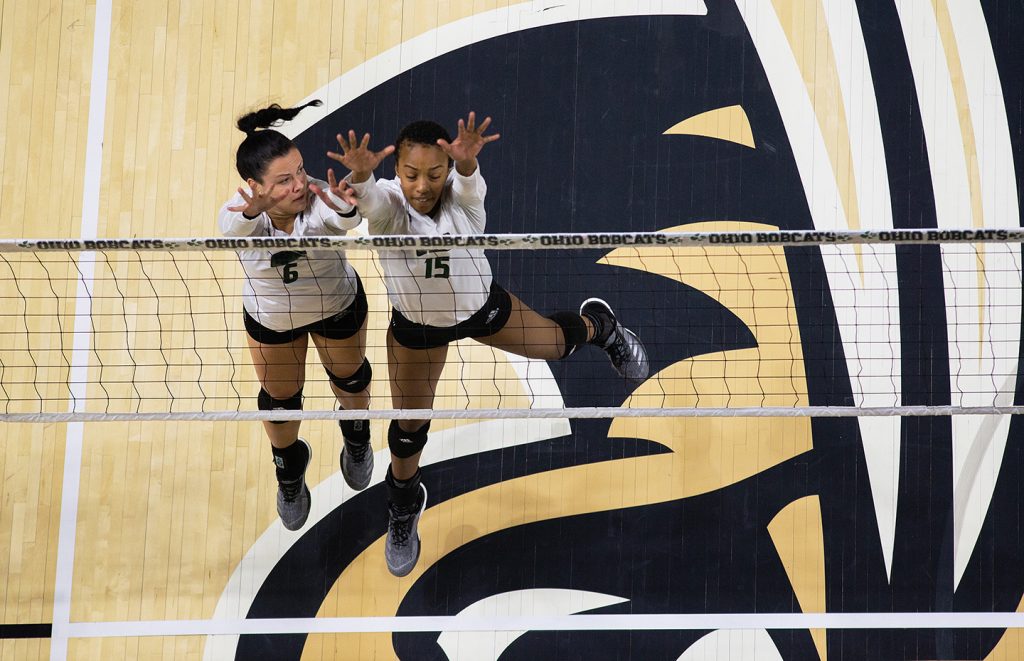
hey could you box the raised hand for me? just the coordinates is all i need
[436,112,500,171]
[327,131,395,183]
[309,168,358,211]
[227,183,289,217]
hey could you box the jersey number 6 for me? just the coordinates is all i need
[424,256,450,279]
[282,261,299,284]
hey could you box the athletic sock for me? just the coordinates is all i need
[582,309,614,346]
[386,466,422,510]
[272,440,309,480]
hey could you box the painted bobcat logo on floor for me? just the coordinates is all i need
[209,2,1024,659]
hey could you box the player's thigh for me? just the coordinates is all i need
[386,326,448,407]
[246,333,309,396]
[477,293,564,360]
[310,318,368,377]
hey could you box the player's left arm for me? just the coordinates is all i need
[437,111,499,178]
[309,174,361,232]
[438,111,498,232]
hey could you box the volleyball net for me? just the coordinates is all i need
[0,228,1020,422]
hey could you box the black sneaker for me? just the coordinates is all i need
[580,298,649,383]
[385,483,427,577]
[276,438,311,531]
[339,418,374,491]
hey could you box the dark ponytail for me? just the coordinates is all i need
[235,100,322,181]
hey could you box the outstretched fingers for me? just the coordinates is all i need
[310,184,347,210]
[442,112,501,162]
[326,131,394,173]
[310,169,358,210]
[226,187,255,211]
[326,134,345,164]
[268,186,289,205]
[228,184,286,215]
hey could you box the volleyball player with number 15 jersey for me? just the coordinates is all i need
[336,112,649,577]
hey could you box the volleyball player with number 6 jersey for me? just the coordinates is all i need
[336,112,649,577]
[218,100,375,532]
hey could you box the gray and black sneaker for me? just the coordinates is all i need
[385,483,428,577]
[580,298,650,383]
[339,418,374,491]
[276,438,311,531]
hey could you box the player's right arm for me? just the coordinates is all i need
[327,130,404,234]
[344,174,407,234]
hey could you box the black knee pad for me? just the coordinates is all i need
[258,387,303,424]
[388,419,430,458]
[326,358,372,394]
[546,311,588,359]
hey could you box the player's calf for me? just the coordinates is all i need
[327,360,375,490]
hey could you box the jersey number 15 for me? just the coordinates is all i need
[424,256,450,279]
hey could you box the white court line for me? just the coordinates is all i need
[50,0,113,659]
[282,0,708,139]
[68,612,1024,638]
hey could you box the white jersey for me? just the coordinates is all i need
[218,178,361,332]
[348,168,492,327]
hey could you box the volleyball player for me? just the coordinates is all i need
[333,112,649,576]
[218,100,374,531]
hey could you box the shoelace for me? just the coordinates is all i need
[389,509,413,545]
[345,439,370,462]
[279,477,303,502]
[606,329,631,363]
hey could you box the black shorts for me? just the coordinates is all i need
[243,274,368,345]
[390,281,513,350]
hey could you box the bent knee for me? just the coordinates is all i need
[260,380,305,399]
